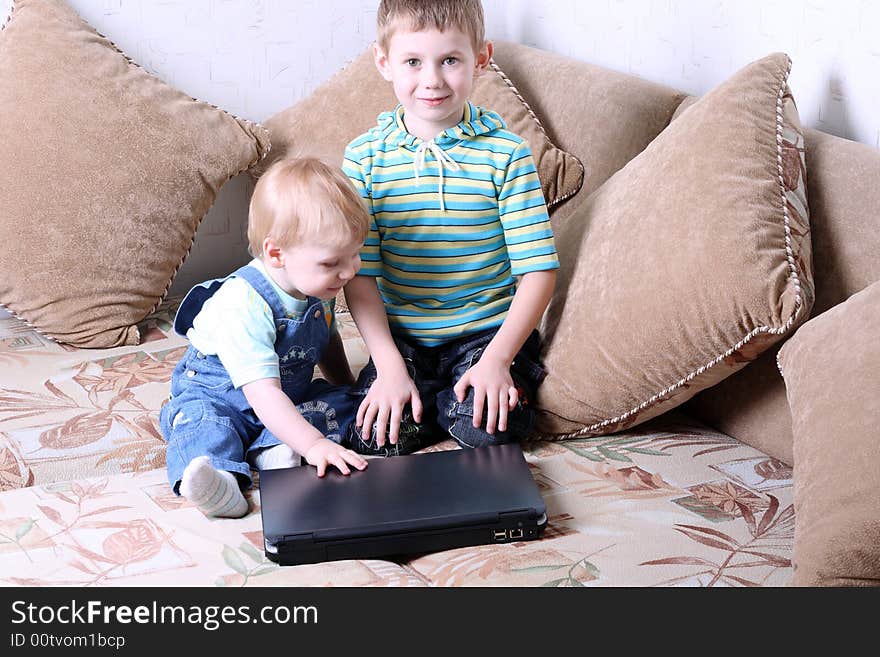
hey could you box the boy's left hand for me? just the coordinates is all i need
[453,354,518,434]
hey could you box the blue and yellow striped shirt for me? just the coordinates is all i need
[343,102,559,346]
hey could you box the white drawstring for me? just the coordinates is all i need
[413,140,460,212]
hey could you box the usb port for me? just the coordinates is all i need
[509,528,524,539]
[493,530,507,541]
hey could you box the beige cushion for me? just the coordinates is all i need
[778,281,880,586]
[686,350,795,464]
[256,45,584,213]
[489,42,688,225]
[687,128,880,465]
[535,53,814,437]
[0,0,269,348]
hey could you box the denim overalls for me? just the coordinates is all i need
[160,265,357,493]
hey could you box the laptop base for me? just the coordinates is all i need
[265,513,547,566]
[259,444,548,566]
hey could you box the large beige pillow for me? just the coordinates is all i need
[686,127,880,466]
[0,0,269,348]
[777,281,880,587]
[536,53,814,437]
[256,45,584,213]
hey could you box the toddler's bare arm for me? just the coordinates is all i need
[242,378,366,476]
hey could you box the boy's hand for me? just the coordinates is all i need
[453,354,518,435]
[357,370,422,448]
[304,438,368,477]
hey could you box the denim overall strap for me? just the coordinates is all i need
[228,265,288,322]
[173,263,259,337]
[230,266,329,379]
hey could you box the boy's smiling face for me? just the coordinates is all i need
[375,25,492,141]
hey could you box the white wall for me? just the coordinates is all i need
[499,0,879,149]
[4,0,877,294]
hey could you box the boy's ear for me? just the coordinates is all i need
[263,238,284,268]
[474,40,493,76]
[373,42,393,82]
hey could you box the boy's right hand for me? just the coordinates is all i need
[357,370,422,448]
[304,438,368,477]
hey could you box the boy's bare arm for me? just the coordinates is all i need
[343,275,422,447]
[453,269,557,433]
[343,276,405,370]
[242,378,366,476]
[482,269,556,364]
[317,330,355,385]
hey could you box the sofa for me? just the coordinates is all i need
[1,0,878,587]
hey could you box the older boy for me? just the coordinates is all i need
[160,158,369,518]
[343,0,558,455]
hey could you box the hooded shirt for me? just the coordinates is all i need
[343,101,559,347]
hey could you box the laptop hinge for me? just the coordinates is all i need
[279,532,314,543]
[500,509,535,521]
[313,512,494,542]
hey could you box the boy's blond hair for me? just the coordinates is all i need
[247,158,370,257]
[376,0,485,55]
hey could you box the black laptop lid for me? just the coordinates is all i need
[259,443,545,543]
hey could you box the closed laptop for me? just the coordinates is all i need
[259,443,547,565]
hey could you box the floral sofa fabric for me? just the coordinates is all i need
[0,300,368,492]
[0,305,794,586]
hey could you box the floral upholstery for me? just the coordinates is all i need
[0,302,793,586]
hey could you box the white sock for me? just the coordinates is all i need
[179,456,248,518]
[250,444,302,471]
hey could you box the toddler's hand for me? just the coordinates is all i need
[304,438,368,477]
[357,370,422,448]
[453,355,518,435]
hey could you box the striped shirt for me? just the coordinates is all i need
[343,102,559,347]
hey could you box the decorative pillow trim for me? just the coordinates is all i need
[488,60,585,210]
[156,132,271,313]
[81,19,270,334]
[1,0,271,345]
[537,56,809,441]
[0,301,56,342]
[6,0,265,147]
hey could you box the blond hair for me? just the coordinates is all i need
[376,0,485,54]
[247,158,370,257]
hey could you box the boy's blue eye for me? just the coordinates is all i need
[443,57,458,65]
[406,58,419,67]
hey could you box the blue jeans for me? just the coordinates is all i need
[348,328,546,455]
[160,347,357,493]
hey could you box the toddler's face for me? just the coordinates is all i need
[268,238,363,301]
[376,25,491,141]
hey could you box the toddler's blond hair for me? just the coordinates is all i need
[376,0,485,55]
[247,158,370,257]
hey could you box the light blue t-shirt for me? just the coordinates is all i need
[186,259,337,389]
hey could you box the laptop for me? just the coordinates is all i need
[259,443,548,565]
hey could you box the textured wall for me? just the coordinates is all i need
[501,0,879,148]
[3,0,876,297]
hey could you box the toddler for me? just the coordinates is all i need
[160,158,370,518]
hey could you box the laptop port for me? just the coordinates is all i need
[493,530,507,541]
[509,528,524,539]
